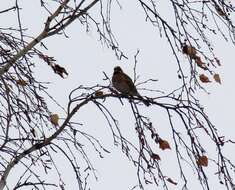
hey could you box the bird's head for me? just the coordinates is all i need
[113,66,123,74]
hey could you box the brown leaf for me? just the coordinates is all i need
[167,178,177,185]
[159,139,171,150]
[214,73,221,84]
[95,91,104,97]
[195,56,206,70]
[199,74,211,83]
[16,79,27,86]
[215,6,226,16]
[151,153,161,161]
[182,45,197,59]
[50,114,59,126]
[197,155,208,167]
[52,64,68,78]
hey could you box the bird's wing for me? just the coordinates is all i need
[122,73,139,94]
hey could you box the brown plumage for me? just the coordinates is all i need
[112,66,150,106]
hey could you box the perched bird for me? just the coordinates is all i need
[112,66,150,106]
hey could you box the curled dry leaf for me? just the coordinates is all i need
[199,74,211,83]
[16,79,28,86]
[214,73,221,84]
[50,114,59,126]
[215,6,226,16]
[195,56,206,70]
[95,91,104,97]
[197,155,208,167]
[182,45,197,59]
[159,139,171,150]
[151,153,161,161]
[51,64,68,78]
[167,178,177,185]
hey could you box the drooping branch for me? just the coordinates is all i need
[0,0,99,77]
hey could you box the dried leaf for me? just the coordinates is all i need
[195,56,206,70]
[95,91,104,97]
[214,73,221,84]
[50,114,59,126]
[52,64,68,78]
[199,74,211,83]
[167,178,177,185]
[182,45,197,59]
[151,153,161,161]
[215,6,226,16]
[159,139,171,150]
[197,155,208,167]
[16,79,27,86]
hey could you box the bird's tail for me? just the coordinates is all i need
[137,94,150,106]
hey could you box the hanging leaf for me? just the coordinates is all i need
[16,79,28,86]
[151,153,161,161]
[197,155,208,167]
[159,139,171,150]
[214,73,221,84]
[215,5,226,16]
[51,64,68,78]
[195,56,206,70]
[167,178,177,185]
[199,74,211,83]
[95,91,104,97]
[50,114,59,126]
[182,45,197,59]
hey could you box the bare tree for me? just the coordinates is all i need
[0,0,234,189]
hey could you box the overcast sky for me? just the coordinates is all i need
[1,1,235,189]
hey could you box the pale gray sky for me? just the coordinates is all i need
[1,0,235,189]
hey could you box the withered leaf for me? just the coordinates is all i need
[214,73,221,84]
[197,155,208,167]
[151,153,161,161]
[199,74,211,83]
[215,6,226,16]
[195,56,206,70]
[50,114,59,126]
[95,91,104,97]
[182,45,197,59]
[16,79,28,86]
[159,139,171,150]
[167,178,177,185]
[52,64,68,78]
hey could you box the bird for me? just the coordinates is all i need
[112,66,150,106]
